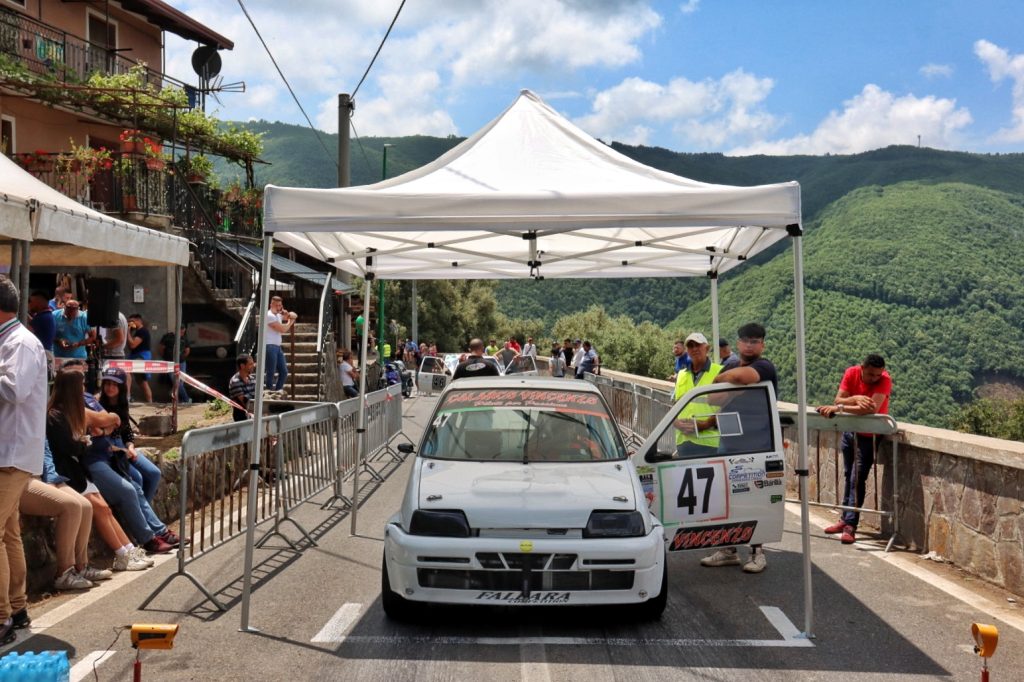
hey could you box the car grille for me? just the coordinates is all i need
[418,568,634,592]
[417,552,634,591]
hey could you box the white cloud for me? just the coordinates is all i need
[679,0,700,14]
[974,39,1024,142]
[920,63,953,79]
[574,70,779,148]
[165,0,662,133]
[729,84,972,155]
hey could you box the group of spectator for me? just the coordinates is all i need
[26,283,190,403]
[548,338,599,379]
[664,322,892,573]
[0,277,182,647]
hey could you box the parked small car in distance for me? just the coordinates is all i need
[382,376,667,619]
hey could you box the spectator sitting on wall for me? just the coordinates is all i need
[228,354,257,421]
[96,368,162,505]
[338,350,359,399]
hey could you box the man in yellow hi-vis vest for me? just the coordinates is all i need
[672,332,722,457]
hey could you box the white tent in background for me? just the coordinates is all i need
[0,152,189,267]
[249,90,813,638]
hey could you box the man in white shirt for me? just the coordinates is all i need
[522,337,537,358]
[0,277,47,644]
[571,339,585,376]
[265,296,296,391]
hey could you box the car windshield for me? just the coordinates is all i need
[420,387,626,462]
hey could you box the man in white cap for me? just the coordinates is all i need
[671,332,723,457]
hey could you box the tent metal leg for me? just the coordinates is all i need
[790,226,814,640]
[350,271,373,536]
[239,235,275,633]
[710,274,720,352]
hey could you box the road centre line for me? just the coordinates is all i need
[312,603,363,642]
[334,606,812,648]
[70,650,116,682]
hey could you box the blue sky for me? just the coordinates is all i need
[166,0,1024,155]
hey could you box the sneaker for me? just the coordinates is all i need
[79,566,113,582]
[144,536,175,554]
[0,618,14,646]
[742,548,768,573]
[158,529,186,547]
[824,520,848,534]
[130,547,155,567]
[54,567,95,591]
[10,608,30,630]
[841,526,856,544]
[700,548,741,567]
[112,553,149,572]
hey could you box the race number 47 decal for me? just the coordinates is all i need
[658,460,728,525]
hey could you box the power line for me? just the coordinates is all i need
[236,0,337,170]
[349,119,376,179]
[352,0,406,99]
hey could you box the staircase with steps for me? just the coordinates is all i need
[280,322,322,401]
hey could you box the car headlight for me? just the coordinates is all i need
[583,511,645,538]
[409,509,471,538]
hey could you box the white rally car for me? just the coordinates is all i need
[383,377,667,619]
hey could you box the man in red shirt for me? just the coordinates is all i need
[816,354,892,545]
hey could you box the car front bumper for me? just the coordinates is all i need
[384,523,664,606]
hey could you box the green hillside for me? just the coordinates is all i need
[668,182,1024,426]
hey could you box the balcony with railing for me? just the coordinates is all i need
[0,6,187,89]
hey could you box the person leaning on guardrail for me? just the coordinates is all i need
[816,354,893,546]
[229,354,257,421]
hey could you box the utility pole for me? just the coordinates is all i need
[338,94,353,351]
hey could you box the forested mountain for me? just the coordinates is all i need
[668,182,1024,426]
[231,119,1024,427]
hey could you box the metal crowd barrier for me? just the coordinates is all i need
[782,410,901,551]
[586,374,674,450]
[142,385,406,612]
[141,415,279,611]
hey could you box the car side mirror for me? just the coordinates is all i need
[397,442,415,454]
[644,449,673,463]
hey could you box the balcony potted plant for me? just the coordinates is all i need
[181,153,213,184]
[141,137,167,170]
[112,155,138,211]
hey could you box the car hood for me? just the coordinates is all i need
[416,460,636,528]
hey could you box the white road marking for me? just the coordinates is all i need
[70,650,116,682]
[519,624,551,682]
[311,602,363,642]
[339,605,812,648]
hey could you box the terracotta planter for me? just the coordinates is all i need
[120,140,140,154]
[123,195,138,212]
[187,173,207,184]
[145,158,165,171]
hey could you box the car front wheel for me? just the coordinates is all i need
[633,556,668,621]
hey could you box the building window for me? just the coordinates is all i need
[87,13,118,73]
[1,116,14,157]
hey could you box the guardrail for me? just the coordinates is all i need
[142,385,406,611]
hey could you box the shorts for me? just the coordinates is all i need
[131,350,152,381]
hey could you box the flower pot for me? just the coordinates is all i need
[123,195,138,212]
[187,173,207,184]
[120,141,140,154]
[145,158,165,171]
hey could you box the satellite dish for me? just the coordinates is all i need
[191,45,222,80]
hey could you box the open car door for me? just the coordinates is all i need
[417,356,452,396]
[503,354,538,376]
[630,381,785,553]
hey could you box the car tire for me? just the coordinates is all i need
[381,551,417,621]
[633,556,668,621]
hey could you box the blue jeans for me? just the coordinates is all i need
[127,451,162,503]
[265,344,287,390]
[840,432,877,529]
[177,361,191,403]
[86,459,166,544]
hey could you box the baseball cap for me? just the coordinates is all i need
[101,367,126,384]
[718,338,729,347]
[684,332,708,345]
[573,338,581,344]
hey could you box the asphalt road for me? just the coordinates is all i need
[7,393,1024,681]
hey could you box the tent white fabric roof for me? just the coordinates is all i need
[263,89,801,279]
[0,153,190,267]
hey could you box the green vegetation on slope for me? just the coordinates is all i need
[668,182,1024,427]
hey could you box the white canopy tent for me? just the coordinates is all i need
[0,152,190,268]
[249,90,813,638]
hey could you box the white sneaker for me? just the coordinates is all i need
[130,547,155,567]
[700,548,741,567]
[742,548,767,573]
[112,552,149,571]
[79,565,113,581]
[54,567,94,590]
